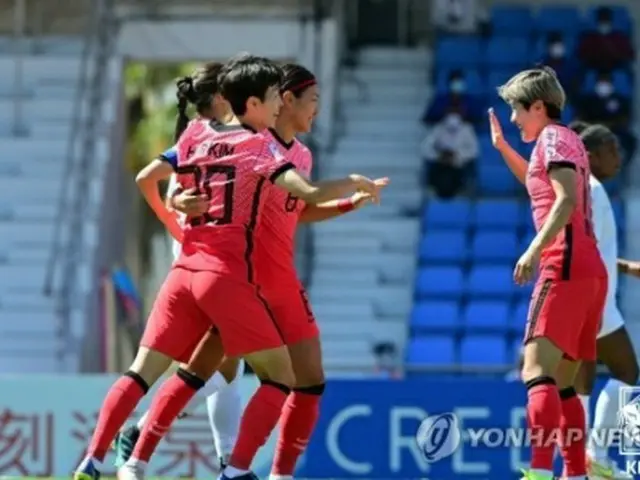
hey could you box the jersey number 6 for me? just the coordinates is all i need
[176,164,235,226]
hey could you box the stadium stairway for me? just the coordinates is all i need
[0,37,117,373]
[309,47,428,374]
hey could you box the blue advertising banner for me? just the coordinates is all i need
[0,375,629,478]
[298,377,629,480]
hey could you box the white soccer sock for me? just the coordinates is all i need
[223,465,250,477]
[207,361,243,460]
[589,378,626,460]
[579,394,590,432]
[200,370,229,398]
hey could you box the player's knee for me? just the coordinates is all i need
[524,375,556,392]
[124,370,151,394]
[260,378,293,396]
[176,367,207,389]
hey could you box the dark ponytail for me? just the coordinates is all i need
[173,62,225,142]
[175,76,197,141]
[280,63,316,98]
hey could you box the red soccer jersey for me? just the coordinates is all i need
[526,124,606,280]
[164,120,295,280]
[254,129,313,290]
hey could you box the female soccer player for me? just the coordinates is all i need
[114,62,247,473]
[120,63,384,480]
[495,119,639,479]
[490,66,607,480]
[81,54,386,480]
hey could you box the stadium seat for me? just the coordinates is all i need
[516,282,534,302]
[473,200,521,229]
[423,199,472,229]
[484,37,529,69]
[435,37,482,69]
[477,165,521,196]
[467,265,515,298]
[435,69,484,96]
[512,300,529,333]
[406,336,456,366]
[411,300,460,331]
[463,300,510,332]
[415,266,464,298]
[419,230,467,264]
[531,36,578,63]
[471,231,518,262]
[490,6,533,36]
[535,6,581,34]
[460,335,509,365]
[479,133,521,165]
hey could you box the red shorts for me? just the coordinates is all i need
[524,277,607,361]
[141,268,285,359]
[261,283,319,345]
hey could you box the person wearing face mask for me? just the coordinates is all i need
[577,6,634,72]
[423,70,482,125]
[577,72,637,169]
[542,31,578,98]
[421,106,478,198]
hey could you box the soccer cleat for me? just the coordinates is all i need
[218,472,260,480]
[114,425,140,468]
[117,462,146,480]
[73,458,101,480]
[587,456,633,479]
[519,470,553,480]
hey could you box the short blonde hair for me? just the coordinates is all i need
[497,67,566,119]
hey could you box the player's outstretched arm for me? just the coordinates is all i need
[136,159,183,242]
[488,108,528,184]
[298,191,376,223]
[618,258,640,277]
[273,168,388,205]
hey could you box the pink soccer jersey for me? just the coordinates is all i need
[162,120,294,279]
[526,124,606,280]
[254,128,313,289]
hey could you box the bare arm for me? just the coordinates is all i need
[488,108,528,184]
[618,258,640,277]
[298,193,373,223]
[273,168,385,205]
[135,159,183,241]
[528,167,577,253]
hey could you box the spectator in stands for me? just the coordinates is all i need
[577,71,636,165]
[431,0,488,35]
[541,31,579,99]
[422,70,483,125]
[421,105,478,198]
[577,6,634,72]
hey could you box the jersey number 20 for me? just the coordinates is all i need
[176,164,235,226]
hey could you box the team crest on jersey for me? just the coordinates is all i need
[268,141,286,161]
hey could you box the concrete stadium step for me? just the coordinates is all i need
[311,268,379,287]
[313,302,375,320]
[358,47,429,66]
[0,292,55,310]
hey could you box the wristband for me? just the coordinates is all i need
[337,198,355,213]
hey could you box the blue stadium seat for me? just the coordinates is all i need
[473,200,521,229]
[467,265,515,298]
[519,232,535,252]
[581,70,632,97]
[435,38,482,69]
[435,70,484,96]
[516,282,534,302]
[460,335,509,365]
[512,300,529,332]
[604,176,623,197]
[416,266,464,298]
[510,338,524,362]
[477,165,521,195]
[420,231,467,264]
[423,199,472,229]
[479,133,521,165]
[490,6,533,36]
[562,104,575,124]
[535,6,581,34]
[584,6,632,35]
[406,336,456,366]
[463,300,510,331]
[532,36,578,63]
[471,231,518,262]
[485,37,529,69]
[411,300,460,331]
[611,198,624,227]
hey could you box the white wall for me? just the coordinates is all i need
[116,19,339,146]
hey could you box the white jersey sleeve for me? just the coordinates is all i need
[590,176,617,300]
[166,174,184,260]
